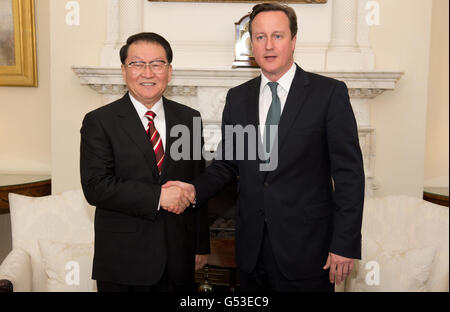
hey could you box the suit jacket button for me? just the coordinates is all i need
[264,182,270,187]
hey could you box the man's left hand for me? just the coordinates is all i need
[195,254,208,271]
[323,252,354,285]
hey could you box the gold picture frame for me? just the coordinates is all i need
[0,0,37,87]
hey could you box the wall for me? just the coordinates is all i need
[424,0,449,188]
[50,0,106,193]
[369,0,433,197]
[0,0,51,174]
[144,1,332,70]
[0,0,51,262]
[0,0,106,263]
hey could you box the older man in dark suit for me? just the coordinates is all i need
[80,32,209,292]
[164,3,365,292]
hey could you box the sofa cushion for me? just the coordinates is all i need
[345,196,448,291]
[346,238,435,291]
[38,240,96,292]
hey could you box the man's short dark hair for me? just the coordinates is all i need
[120,32,173,64]
[249,3,298,39]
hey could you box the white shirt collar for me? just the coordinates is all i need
[260,62,297,94]
[128,93,164,120]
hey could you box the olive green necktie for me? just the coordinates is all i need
[263,82,281,156]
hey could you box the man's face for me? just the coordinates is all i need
[251,11,297,82]
[121,41,172,108]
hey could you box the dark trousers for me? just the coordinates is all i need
[96,267,196,292]
[238,225,334,292]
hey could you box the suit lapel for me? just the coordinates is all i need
[261,65,310,180]
[277,65,310,155]
[245,76,261,137]
[115,93,159,179]
[159,97,176,181]
[244,77,267,182]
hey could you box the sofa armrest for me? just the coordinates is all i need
[0,248,32,292]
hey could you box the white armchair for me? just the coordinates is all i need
[338,196,449,292]
[0,190,96,292]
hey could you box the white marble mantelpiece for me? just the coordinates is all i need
[72,67,403,129]
[73,66,402,98]
[73,66,403,195]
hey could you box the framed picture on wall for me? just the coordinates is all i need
[0,0,37,87]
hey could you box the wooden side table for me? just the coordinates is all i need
[423,187,449,207]
[0,174,51,214]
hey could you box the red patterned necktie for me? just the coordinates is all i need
[145,111,164,174]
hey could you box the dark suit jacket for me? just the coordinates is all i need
[194,65,365,280]
[80,93,210,286]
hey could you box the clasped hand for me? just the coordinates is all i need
[160,181,196,215]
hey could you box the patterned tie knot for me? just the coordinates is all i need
[145,111,156,121]
[267,82,279,95]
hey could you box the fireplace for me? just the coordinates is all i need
[190,160,239,290]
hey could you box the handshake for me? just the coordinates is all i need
[160,181,196,215]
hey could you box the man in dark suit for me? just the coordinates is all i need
[80,32,209,292]
[164,3,365,292]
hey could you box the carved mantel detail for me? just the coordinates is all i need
[349,88,384,99]
[90,84,127,95]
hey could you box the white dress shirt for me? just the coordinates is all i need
[129,93,166,210]
[259,63,297,139]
